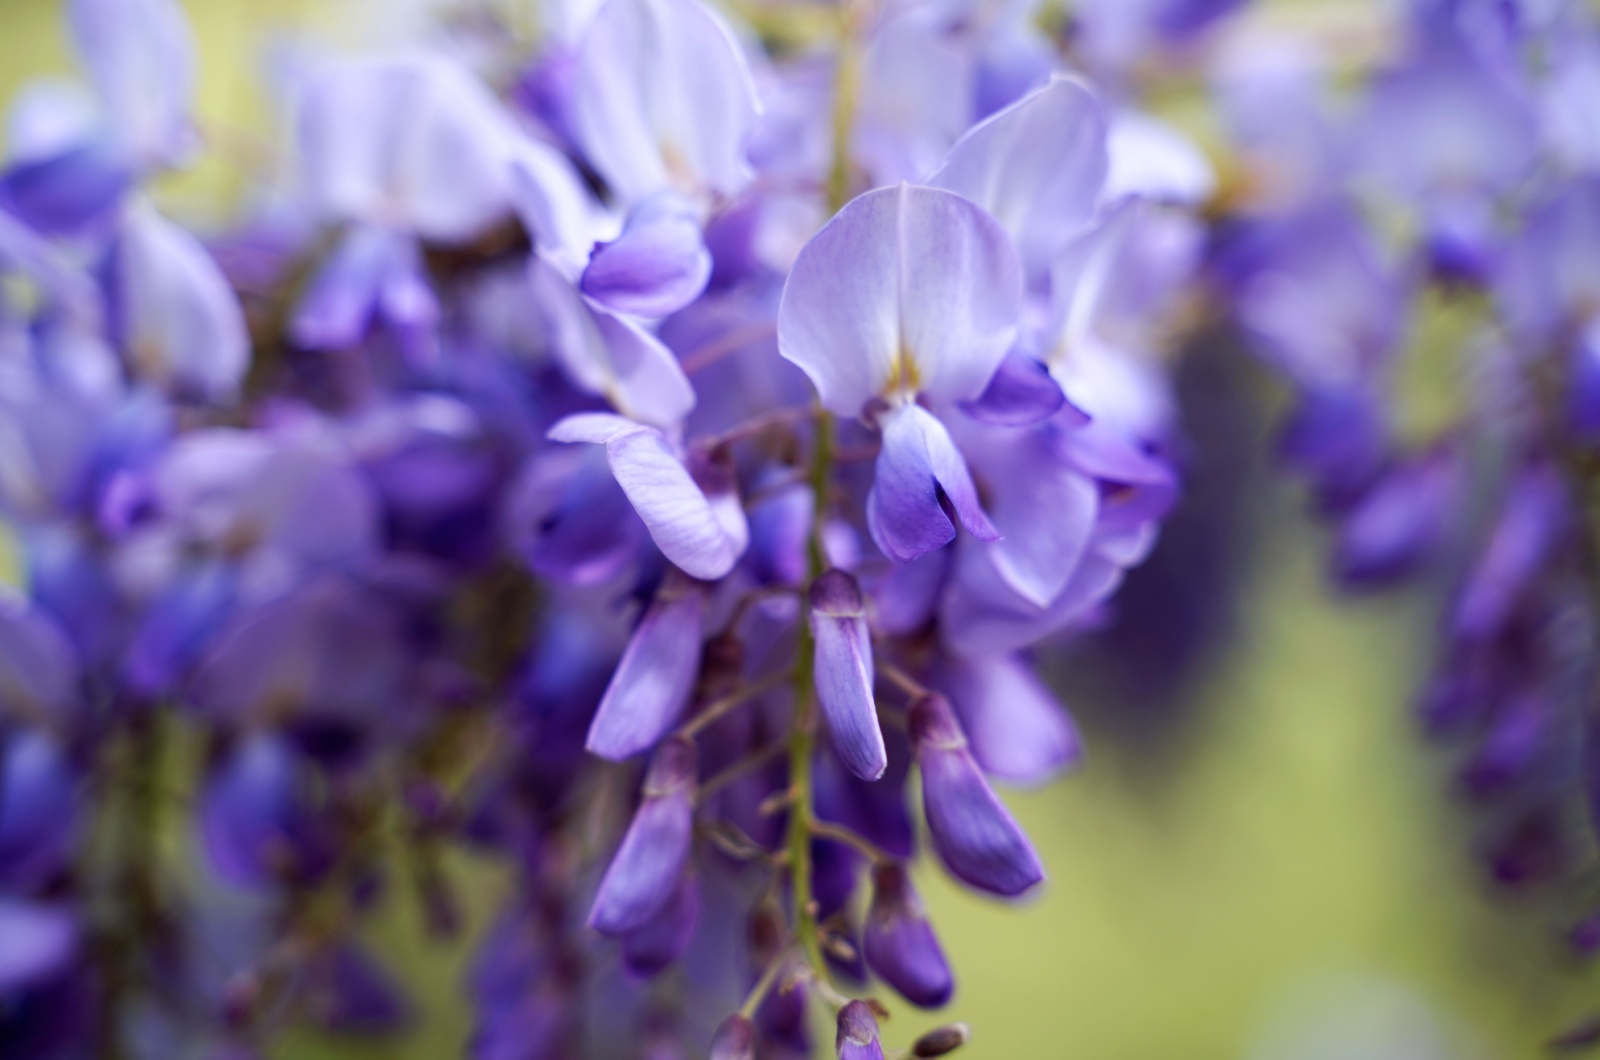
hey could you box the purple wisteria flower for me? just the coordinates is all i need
[0,0,1223,1050]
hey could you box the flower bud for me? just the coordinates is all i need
[835,999,886,1060]
[588,738,696,935]
[912,1023,971,1056]
[863,863,953,1008]
[810,569,886,781]
[621,874,699,977]
[909,693,1043,897]
[587,576,707,761]
[709,1013,756,1060]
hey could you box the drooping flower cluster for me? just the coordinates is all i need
[0,0,1206,1055]
[1209,0,1600,1005]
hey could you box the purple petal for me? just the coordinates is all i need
[1453,463,1568,642]
[777,183,1023,415]
[1358,39,1537,199]
[570,0,758,202]
[710,1014,756,1060]
[810,570,886,782]
[863,863,953,1008]
[909,693,1044,897]
[548,415,747,579]
[867,403,998,563]
[958,352,1076,427]
[513,448,645,586]
[113,201,250,403]
[589,738,696,934]
[296,55,516,241]
[1332,444,1461,589]
[933,654,1081,785]
[0,899,78,992]
[0,598,78,717]
[1276,385,1391,512]
[872,548,950,637]
[68,0,196,167]
[530,256,697,428]
[1498,178,1600,346]
[957,419,1099,607]
[198,732,300,888]
[291,227,437,350]
[0,730,80,890]
[835,1000,886,1060]
[929,76,1108,272]
[509,139,602,266]
[582,192,712,317]
[586,579,706,760]
[0,140,132,235]
[621,873,699,977]
[939,542,1123,656]
[122,561,236,697]
[309,943,412,1034]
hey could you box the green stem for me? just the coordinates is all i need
[825,3,864,215]
[786,410,834,979]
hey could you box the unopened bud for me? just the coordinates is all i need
[709,1013,756,1060]
[912,1023,971,1056]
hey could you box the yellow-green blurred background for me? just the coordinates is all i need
[2,0,1597,1055]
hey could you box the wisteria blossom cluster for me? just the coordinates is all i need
[1210,0,1600,951]
[1204,0,1600,1041]
[16,0,1600,1051]
[0,0,1217,1055]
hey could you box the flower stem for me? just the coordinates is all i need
[786,408,835,979]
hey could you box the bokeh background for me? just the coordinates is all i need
[1,0,1596,1055]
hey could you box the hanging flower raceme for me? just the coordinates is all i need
[0,0,1217,1050]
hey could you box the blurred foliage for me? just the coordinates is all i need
[1,1,1598,1057]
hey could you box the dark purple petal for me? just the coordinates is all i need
[588,738,696,935]
[1453,463,1567,642]
[934,653,1081,785]
[910,693,1044,897]
[0,141,132,235]
[581,193,712,318]
[621,873,699,977]
[810,569,886,781]
[1568,322,1600,440]
[957,352,1076,427]
[123,561,235,697]
[1277,386,1391,512]
[0,900,77,993]
[0,729,80,890]
[709,1014,756,1060]
[0,599,79,718]
[1332,444,1461,589]
[586,577,707,760]
[308,943,412,1035]
[835,1000,886,1060]
[290,227,425,350]
[864,863,953,1008]
[198,732,301,889]
[868,404,999,563]
[512,448,645,586]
